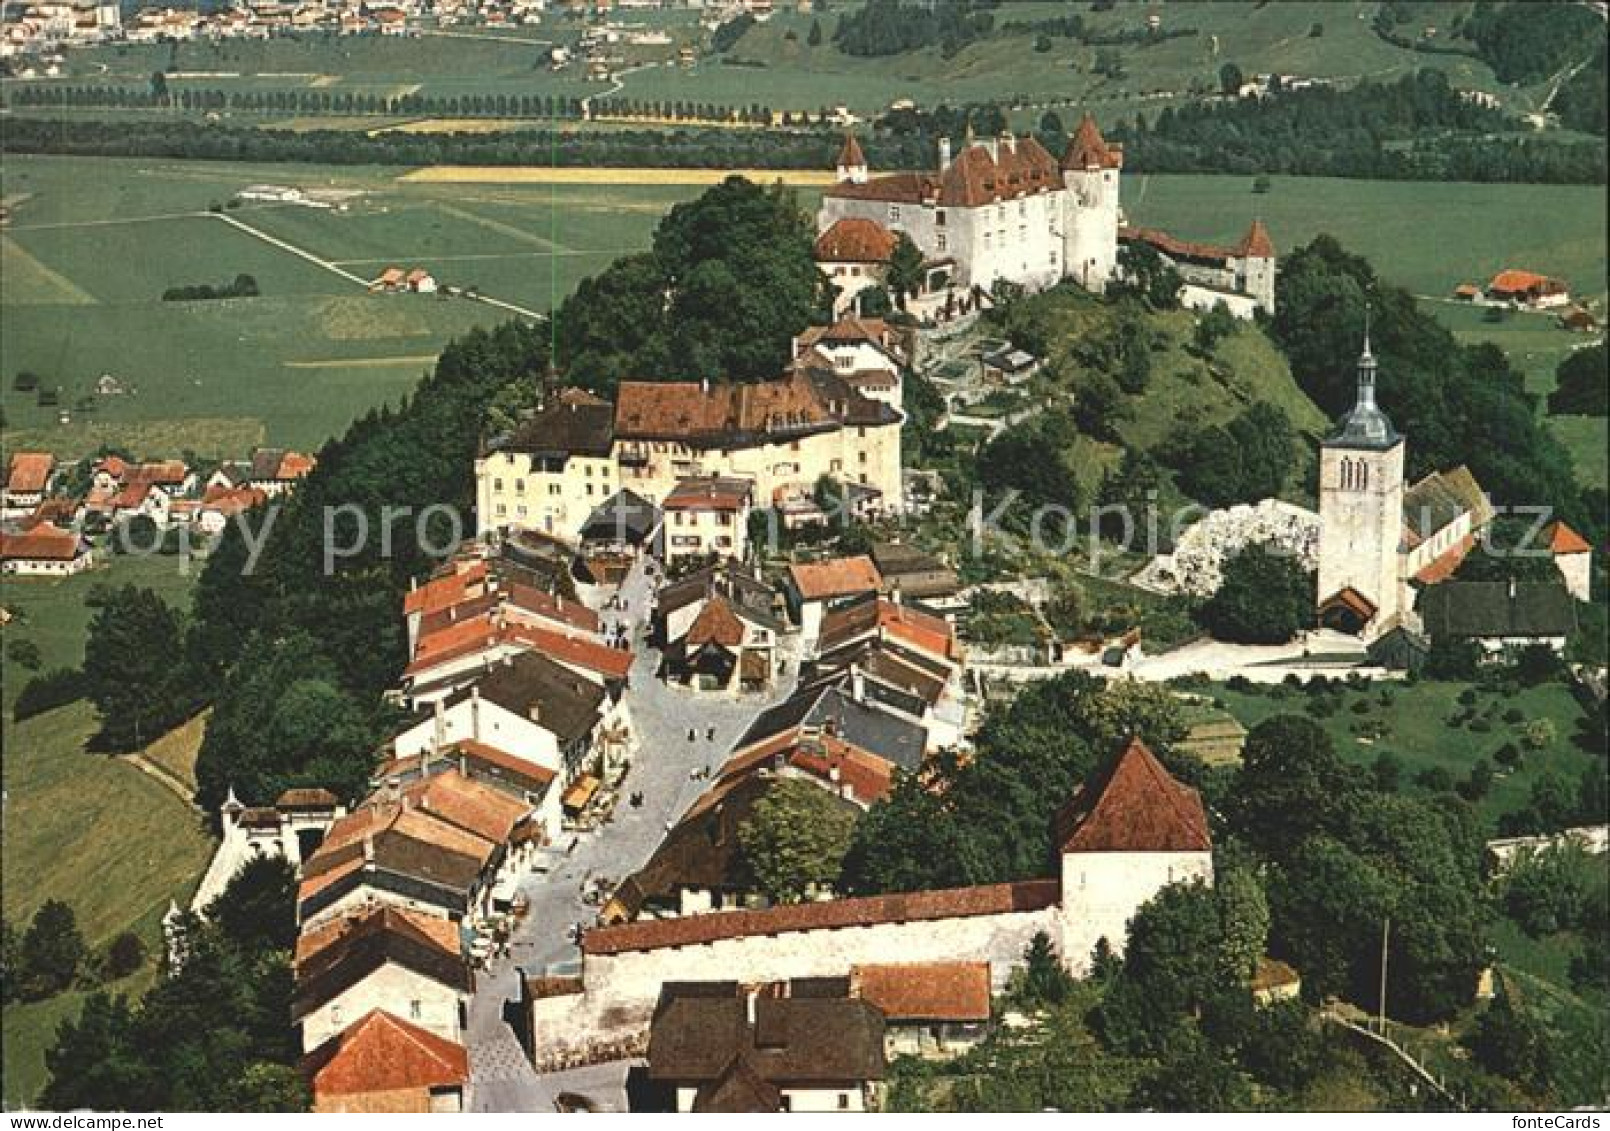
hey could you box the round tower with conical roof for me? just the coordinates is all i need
[1059,113,1123,291]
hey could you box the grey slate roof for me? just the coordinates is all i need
[448,652,605,746]
[737,678,927,770]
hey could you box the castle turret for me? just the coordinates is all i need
[1059,113,1122,292]
[1316,325,1406,636]
[835,132,868,185]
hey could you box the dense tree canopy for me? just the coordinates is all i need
[1197,542,1313,645]
[738,780,859,904]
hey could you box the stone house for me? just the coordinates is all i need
[476,388,618,541]
[849,962,992,1059]
[785,554,884,642]
[661,475,753,567]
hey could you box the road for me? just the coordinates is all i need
[466,553,800,1112]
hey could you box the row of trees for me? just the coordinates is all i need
[1111,70,1606,185]
[1,901,145,1005]
[161,273,259,303]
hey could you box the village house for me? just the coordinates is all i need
[293,905,473,1052]
[303,1009,470,1114]
[646,983,887,1113]
[655,562,786,648]
[242,447,317,497]
[816,115,1123,298]
[729,673,929,789]
[813,216,898,317]
[786,554,884,641]
[3,451,54,514]
[1543,520,1594,602]
[980,342,1042,386]
[1485,269,1571,309]
[611,371,904,518]
[661,475,754,567]
[0,521,92,576]
[197,484,269,534]
[1119,219,1277,318]
[791,316,908,410]
[528,738,1210,1070]
[1417,578,1579,662]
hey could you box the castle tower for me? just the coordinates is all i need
[1317,329,1405,635]
[1059,113,1122,292]
[835,132,868,185]
[1234,220,1277,315]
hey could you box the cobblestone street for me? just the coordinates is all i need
[466,552,800,1111]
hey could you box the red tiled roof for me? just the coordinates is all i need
[396,768,533,845]
[200,485,268,517]
[277,451,317,480]
[294,904,460,972]
[1412,533,1477,585]
[1120,225,1239,266]
[1319,586,1378,622]
[0,521,82,562]
[937,135,1061,207]
[788,556,883,602]
[850,962,991,1022]
[503,581,601,634]
[1061,112,1123,170]
[505,621,633,682]
[303,1010,468,1103]
[450,738,558,790]
[1054,737,1212,854]
[814,218,897,263]
[614,373,836,443]
[583,878,1060,955]
[6,451,53,494]
[1544,520,1592,555]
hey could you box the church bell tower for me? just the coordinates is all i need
[1316,328,1405,635]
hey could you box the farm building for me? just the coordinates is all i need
[0,521,92,576]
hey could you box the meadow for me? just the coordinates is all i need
[0,155,691,451]
[43,1,1526,124]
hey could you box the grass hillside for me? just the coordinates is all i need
[1,702,212,1108]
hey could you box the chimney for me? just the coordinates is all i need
[1001,130,1016,154]
[985,137,999,161]
[470,685,482,742]
[529,703,542,723]
[938,135,952,172]
[362,834,375,866]
[745,988,758,1027]
[851,667,866,703]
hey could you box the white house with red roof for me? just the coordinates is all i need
[3,451,54,515]
[0,521,92,576]
[816,114,1123,299]
[1543,520,1593,602]
[523,737,1211,1070]
[661,475,753,567]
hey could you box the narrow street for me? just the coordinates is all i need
[465,553,800,1111]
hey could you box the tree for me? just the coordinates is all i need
[21,899,86,1000]
[1131,1021,1252,1111]
[886,232,926,307]
[1219,62,1245,97]
[81,585,192,752]
[41,992,148,1110]
[1198,542,1312,645]
[1193,303,1238,353]
[807,17,823,46]
[1101,881,1229,1051]
[738,779,859,904]
[1214,860,1271,983]
[1017,930,1074,1007]
[1,919,20,1004]
[205,856,299,955]
[1115,241,1181,309]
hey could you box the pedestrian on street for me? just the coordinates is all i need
[706,726,715,742]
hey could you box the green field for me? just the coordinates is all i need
[1210,677,1597,832]
[1,702,213,1108]
[1,155,694,450]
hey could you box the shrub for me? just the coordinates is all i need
[1502,708,1525,724]
[99,932,146,980]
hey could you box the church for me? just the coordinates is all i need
[1316,331,1493,638]
[814,114,1124,304]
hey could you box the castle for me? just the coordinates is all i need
[1316,332,1492,638]
[814,115,1124,303]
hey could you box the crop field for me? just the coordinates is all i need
[0,155,699,450]
[37,1,1527,124]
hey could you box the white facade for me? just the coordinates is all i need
[476,448,616,542]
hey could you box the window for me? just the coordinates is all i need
[495,504,506,517]
[548,484,561,496]
[888,204,901,222]
[517,505,527,518]
[936,232,947,252]
[410,1000,422,1020]
[936,209,946,227]
[514,479,524,493]
[838,1094,850,1110]
[494,478,504,492]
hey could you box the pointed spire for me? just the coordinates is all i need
[1239,218,1275,259]
[1328,306,1398,449]
[222,784,243,812]
[1061,111,1114,170]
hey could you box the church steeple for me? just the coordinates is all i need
[835,132,868,185]
[1329,313,1399,450]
